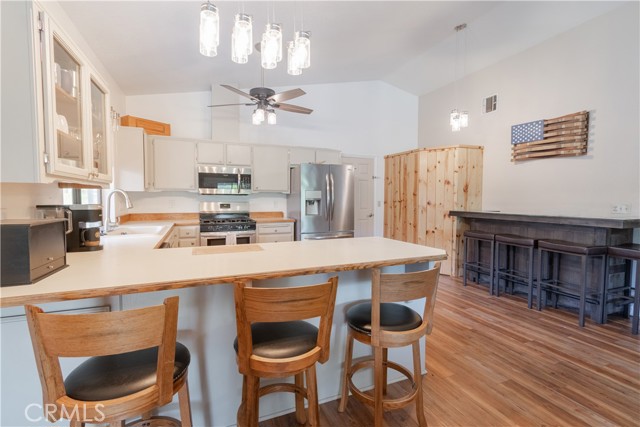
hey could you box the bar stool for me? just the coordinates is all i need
[233,277,338,427]
[604,244,640,334]
[338,263,441,427]
[25,296,192,427]
[494,234,538,308]
[536,240,607,327]
[463,230,495,294]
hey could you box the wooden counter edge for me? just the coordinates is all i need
[0,254,447,308]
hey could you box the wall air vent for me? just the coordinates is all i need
[483,94,497,114]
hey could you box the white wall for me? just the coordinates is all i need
[124,80,418,235]
[418,3,640,218]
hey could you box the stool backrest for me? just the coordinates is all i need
[371,262,441,347]
[234,277,338,373]
[25,296,179,421]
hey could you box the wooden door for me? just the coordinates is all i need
[342,156,374,237]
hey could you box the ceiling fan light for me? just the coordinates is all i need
[267,110,277,125]
[261,23,282,69]
[287,41,302,75]
[252,108,264,125]
[293,31,311,69]
[199,2,219,57]
[232,13,253,64]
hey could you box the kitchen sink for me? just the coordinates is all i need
[103,225,167,236]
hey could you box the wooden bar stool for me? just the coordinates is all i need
[494,234,538,308]
[536,240,607,327]
[233,277,338,427]
[604,244,640,334]
[338,263,441,427]
[463,230,495,294]
[25,296,193,427]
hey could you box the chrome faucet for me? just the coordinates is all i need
[104,189,133,232]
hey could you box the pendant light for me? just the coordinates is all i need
[231,13,253,64]
[293,31,311,69]
[287,41,302,75]
[261,23,282,70]
[199,2,219,57]
[450,24,469,132]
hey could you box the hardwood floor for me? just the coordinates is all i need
[260,275,640,426]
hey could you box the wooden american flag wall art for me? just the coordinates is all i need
[510,111,589,161]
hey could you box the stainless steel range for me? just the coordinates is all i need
[199,202,256,246]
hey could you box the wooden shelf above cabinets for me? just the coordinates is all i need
[121,115,171,136]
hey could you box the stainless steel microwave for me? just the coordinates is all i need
[197,165,252,195]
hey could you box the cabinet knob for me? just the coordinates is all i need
[47,257,54,261]
[47,265,54,270]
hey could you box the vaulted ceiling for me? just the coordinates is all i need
[59,1,624,96]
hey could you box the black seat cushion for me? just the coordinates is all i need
[538,239,607,256]
[464,230,495,241]
[64,342,190,401]
[233,321,318,359]
[346,302,422,335]
[495,234,537,247]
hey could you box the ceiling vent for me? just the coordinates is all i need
[483,94,497,114]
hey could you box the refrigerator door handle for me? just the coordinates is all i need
[330,173,335,222]
[306,233,354,240]
[325,173,331,221]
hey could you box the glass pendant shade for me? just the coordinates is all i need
[460,111,469,128]
[199,2,219,57]
[293,31,311,69]
[261,23,282,69]
[287,41,302,75]
[267,110,277,125]
[252,107,265,125]
[232,13,253,64]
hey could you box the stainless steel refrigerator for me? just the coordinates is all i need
[287,164,355,240]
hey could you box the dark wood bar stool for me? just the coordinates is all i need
[25,296,193,427]
[233,277,338,427]
[338,263,441,427]
[494,234,538,308]
[604,244,640,334]
[536,240,607,327]
[463,230,496,294]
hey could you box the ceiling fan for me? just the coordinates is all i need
[209,84,313,116]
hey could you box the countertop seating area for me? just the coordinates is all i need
[338,263,441,427]
[233,277,338,427]
[25,296,192,427]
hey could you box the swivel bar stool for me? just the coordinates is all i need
[494,234,538,308]
[25,296,192,427]
[604,244,640,334]
[536,240,607,327]
[233,277,338,427]
[463,230,496,294]
[338,263,441,427]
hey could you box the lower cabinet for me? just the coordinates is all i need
[256,222,294,243]
[178,225,199,247]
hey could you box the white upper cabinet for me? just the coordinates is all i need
[149,136,196,191]
[315,149,342,165]
[1,3,112,184]
[196,141,224,165]
[252,145,290,193]
[225,144,252,166]
[289,147,342,165]
[114,126,146,191]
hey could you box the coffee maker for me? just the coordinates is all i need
[36,204,103,252]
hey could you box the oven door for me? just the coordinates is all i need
[200,232,230,246]
[232,231,256,245]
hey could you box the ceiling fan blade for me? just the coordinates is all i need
[268,88,306,103]
[220,84,256,101]
[273,103,313,114]
[207,103,254,108]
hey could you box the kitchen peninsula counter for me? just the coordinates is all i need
[0,226,446,307]
[450,210,640,229]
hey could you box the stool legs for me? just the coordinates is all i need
[178,380,193,427]
[294,373,307,424]
[306,366,319,426]
[374,347,384,427]
[579,254,588,327]
[338,330,354,412]
[412,341,427,427]
[632,259,639,334]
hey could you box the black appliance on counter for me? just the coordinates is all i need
[36,204,103,252]
[0,219,68,286]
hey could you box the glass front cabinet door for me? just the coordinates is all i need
[39,11,112,183]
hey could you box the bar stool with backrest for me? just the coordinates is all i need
[233,277,338,427]
[463,230,496,294]
[604,244,640,334]
[536,240,607,327]
[494,234,538,308]
[338,263,441,427]
[25,296,192,427]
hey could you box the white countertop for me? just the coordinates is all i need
[0,221,447,307]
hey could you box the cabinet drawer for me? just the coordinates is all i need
[258,234,293,244]
[179,239,197,247]
[178,226,198,238]
[258,223,293,234]
[30,257,66,283]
